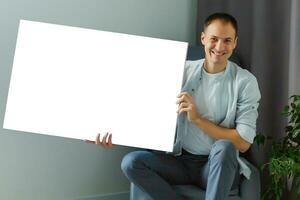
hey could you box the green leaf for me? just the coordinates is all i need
[295,116,300,124]
[295,123,300,130]
[282,105,290,115]
[294,95,300,101]
[292,129,300,139]
[289,95,296,99]
[254,133,266,146]
[290,95,300,101]
[290,114,297,123]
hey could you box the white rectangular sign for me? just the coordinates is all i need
[3,20,188,152]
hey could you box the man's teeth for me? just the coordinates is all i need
[212,51,224,56]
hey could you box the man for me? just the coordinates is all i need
[86,13,261,200]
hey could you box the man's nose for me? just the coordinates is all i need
[215,40,226,51]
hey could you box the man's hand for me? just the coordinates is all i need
[177,92,201,124]
[84,132,114,149]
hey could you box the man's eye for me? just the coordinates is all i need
[210,38,217,42]
[225,40,232,44]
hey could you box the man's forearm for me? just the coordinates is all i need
[193,117,250,153]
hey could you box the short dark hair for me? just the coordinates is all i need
[204,13,238,36]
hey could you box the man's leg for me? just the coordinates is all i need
[121,150,191,200]
[201,139,239,200]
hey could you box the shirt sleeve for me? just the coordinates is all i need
[235,73,261,144]
[181,60,191,88]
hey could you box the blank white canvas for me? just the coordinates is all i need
[3,20,188,152]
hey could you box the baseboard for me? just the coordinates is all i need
[76,191,129,200]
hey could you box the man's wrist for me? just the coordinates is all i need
[193,116,204,127]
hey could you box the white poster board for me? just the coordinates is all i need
[3,20,188,152]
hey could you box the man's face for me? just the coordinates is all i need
[201,20,237,66]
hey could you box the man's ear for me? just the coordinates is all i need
[233,36,238,48]
[200,32,205,45]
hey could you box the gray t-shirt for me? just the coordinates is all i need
[182,66,229,155]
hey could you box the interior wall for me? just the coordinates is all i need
[0,0,198,200]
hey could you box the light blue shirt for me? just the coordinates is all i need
[172,59,261,179]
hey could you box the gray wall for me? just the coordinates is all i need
[0,0,197,200]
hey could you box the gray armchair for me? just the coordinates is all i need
[130,46,260,200]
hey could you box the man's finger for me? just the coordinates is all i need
[176,97,183,104]
[177,94,192,104]
[101,132,109,147]
[177,102,189,113]
[178,102,189,110]
[95,133,101,145]
[177,96,187,104]
[177,92,192,98]
[178,107,191,115]
[108,134,113,148]
[177,92,189,97]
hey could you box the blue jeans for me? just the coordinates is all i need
[121,140,240,200]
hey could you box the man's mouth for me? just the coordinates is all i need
[211,50,226,56]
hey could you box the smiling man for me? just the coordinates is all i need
[201,17,238,73]
[87,13,261,200]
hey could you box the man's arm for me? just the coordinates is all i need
[193,117,250,152]
[177,92,250,153]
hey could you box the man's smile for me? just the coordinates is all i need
[211,50,226,56]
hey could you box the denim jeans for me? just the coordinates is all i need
[121,140,240,200]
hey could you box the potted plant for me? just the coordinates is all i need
[255,95,300,200]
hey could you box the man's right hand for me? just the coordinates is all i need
[84,132,114,149]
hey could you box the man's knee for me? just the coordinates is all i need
[121,151,148,177]
[210,140,237,164]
